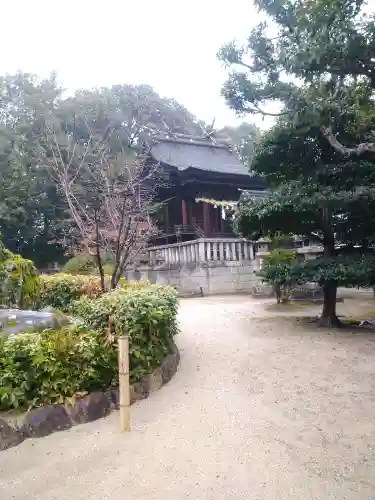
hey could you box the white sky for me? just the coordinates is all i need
[0,0,274,129]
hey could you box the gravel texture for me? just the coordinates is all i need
[1,295,375,499]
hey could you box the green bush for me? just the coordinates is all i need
[37,273,110,311]
[38,273,149,312]
[0,241,40,309]
[72,285,179,382]
[62,253,115,276]
[61,254,98,275]
[259,249,298,303]
[0,325,117,410]
[0,284,179,411]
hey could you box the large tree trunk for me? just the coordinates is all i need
[317,283,342,327]
[318,208,342,328]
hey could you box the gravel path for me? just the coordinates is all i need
[1,296,375,499]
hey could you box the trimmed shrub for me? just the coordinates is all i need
[37,274,110,311]
[0,325,117,410]
[259,249,298,303]
[0,285,179,411]
[71,285,179,382]
[0,241,40,309]
[38,273,149,312]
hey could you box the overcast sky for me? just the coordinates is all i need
[1,0,275,129]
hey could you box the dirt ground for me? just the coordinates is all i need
[1,292,375,499]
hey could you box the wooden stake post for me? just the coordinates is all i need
[118,333,130,432]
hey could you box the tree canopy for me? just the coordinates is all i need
[0,73,206,267]
[220,0,375,326]
[218,0,375,155]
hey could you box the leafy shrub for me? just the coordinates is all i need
[38,273,149,312]
[37,273,110,311]
[0,241,40,309]
[0,325,117,410]
[259,249,298,303]
[71,285,179,382]
[61,254,98,275]
[62,253,115,276]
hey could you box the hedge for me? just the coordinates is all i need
[37,273,111,312]
[37,273,148,312]
[71,285,179,382]
[0,325,117,411]
[0,285,179,411]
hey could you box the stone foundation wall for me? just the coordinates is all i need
[126,261,261,296]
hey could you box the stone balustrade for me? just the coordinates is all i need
[148,238,255,266]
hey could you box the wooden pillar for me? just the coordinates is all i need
[118,333,130,432]
[164,203,169,231]
[188,200,193,226]
[181,199,188,226]
[203,202,210,236]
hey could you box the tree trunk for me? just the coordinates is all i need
[318,207,342,328]
[93,209,106,292]
[317,283,342,327]
[273,283,281,303]
[95,249,106,293]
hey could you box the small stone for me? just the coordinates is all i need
[22,405,72,438]
[148,367,163,392]
[67,392,110,425]
[161,349,180,384]
[0,418,24,451]
[130,379,150,403]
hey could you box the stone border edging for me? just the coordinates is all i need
[0,344,180,451]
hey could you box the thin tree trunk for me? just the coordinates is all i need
[94,210,106,293]
[95,245,106,292]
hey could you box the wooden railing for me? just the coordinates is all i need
[148,238,255,265]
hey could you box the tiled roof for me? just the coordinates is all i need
[149,137,253,177]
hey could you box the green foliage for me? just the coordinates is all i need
[71,285,179,382]
[0,73,207,267]
[0,282,178,411]
[0,325,117,410]
[38,273,148,312]
[260,254,375,296]
[284,255,375,288]
[37,273,110,311]
[61,254,98,275]
[221,2,375,322]
[0,240,40,308]
[61,253,116,277]
[0,73,69,265]
[218,0,375,140]
[260,249,298,302]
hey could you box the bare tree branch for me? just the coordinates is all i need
[45,116,162,290]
